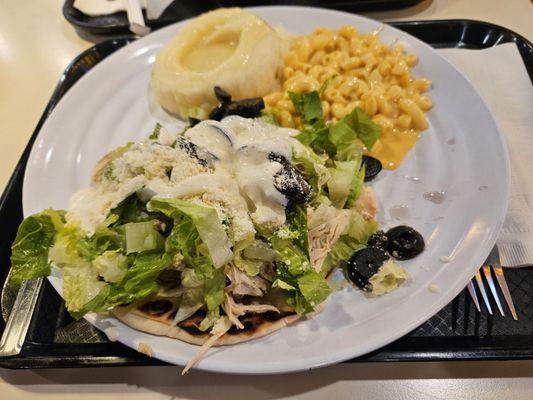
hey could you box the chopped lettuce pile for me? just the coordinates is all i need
[10,90,405,333]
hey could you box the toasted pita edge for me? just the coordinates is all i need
[112,306,301,346]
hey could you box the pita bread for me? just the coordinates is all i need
[112,298,300,346]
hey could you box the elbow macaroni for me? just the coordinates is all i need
[265,26,433,169]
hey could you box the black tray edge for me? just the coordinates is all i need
[62,1,426,35]
[1,19,532,369]
[0,37,135,331]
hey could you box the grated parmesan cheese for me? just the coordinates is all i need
[67,117,300,239]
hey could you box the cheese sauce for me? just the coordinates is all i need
[365,128,421,170]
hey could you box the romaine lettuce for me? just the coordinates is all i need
[204,267,226,311]
[292,142,330,194]
[320,210,378,274]
[327,160,358,208]
[62,262,106,312]
[337,107,382,151]
[124,221,165,254]
[270,200,333,313]
[48,221,84,266]
[199,308,220,331]
[233,237,261,276]
[327,160,366,208]
[297,268,332,307]
[93,250,129,283]
[147,198,232,268]
[76,223,125,261]
[321,236,364,275]
[289,90,381,161]
[164,211,213,278]
[274,264,331,314]
[346,166,366,208]
[289,91,323,125]
[242,241,277,262]
[10,209,64,286]
[286,205,309,256]
[149,123,163,140]
[289,92,336,158]
[181,268,203,288]
[369,259,408,296]
[270,236,309,276]
[147,198,232,324]
[70,251,172,318]
[109,194,151,225]
[173,287,204,324]
[346,210,378,244]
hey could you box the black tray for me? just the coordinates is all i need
[1,20,532,369]
[63,0,424,35]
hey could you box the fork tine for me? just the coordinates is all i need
[493,267,518,321]
[474,270,493,314]
[466,280,481,312]
[483,266,504,316]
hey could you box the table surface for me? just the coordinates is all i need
[1,0,532,399]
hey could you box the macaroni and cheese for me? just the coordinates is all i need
[265,26,433,169]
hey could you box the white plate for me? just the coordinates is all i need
[23,6,509,374]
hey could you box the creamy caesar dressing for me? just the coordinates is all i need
[221,116,296,160]
[67,117,298,236]
[67,176,147,234]
[184,117,298,229]
[235,147,286,228]
[66,137,211,234]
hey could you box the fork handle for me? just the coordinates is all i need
[0,278,43,357]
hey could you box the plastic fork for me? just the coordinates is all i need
[467,246,518,320]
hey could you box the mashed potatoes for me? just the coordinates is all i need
[151,8,286,119]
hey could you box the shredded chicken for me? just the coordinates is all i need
[308,212,350,272]
[226,264,269,297]
[354,186,378,221]
[223,293,279,330]
[236,303,280,314]
[182,316,232,375]
[222,294,244,329]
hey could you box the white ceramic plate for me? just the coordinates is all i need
[23,6,509,374]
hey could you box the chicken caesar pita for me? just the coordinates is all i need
[11,91,409,373]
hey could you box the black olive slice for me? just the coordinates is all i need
[385,225,425,260]
[227,98,265,119]
[174,136,214,166]
[367,230,388,250]
[214,86,232,104]
[208,104,228,121]
[347,247,389,290]
[269,153,311,204]
[362,155,382,182]
[188,117,201,127]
